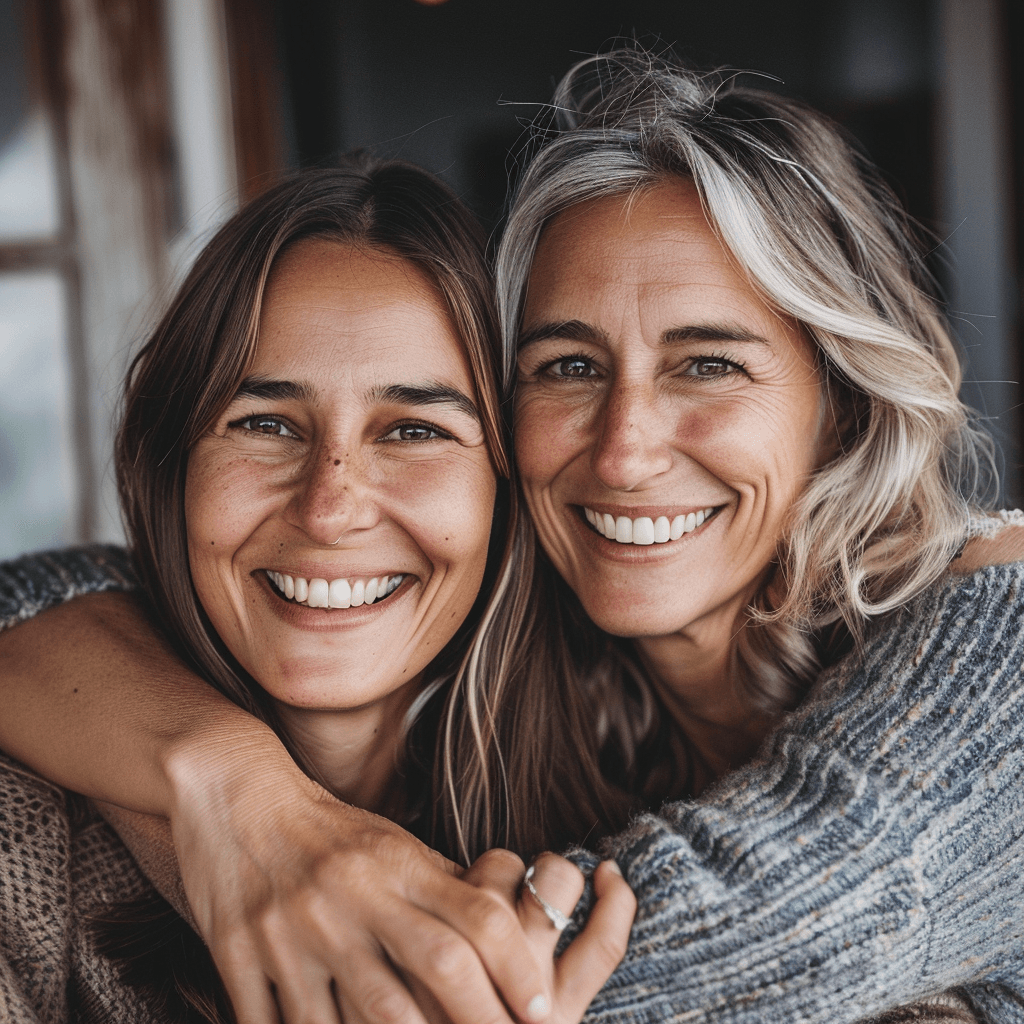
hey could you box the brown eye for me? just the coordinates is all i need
[383,423,447,442]
[237,416,298,437]
[551,357,596,378]
[684,358,739,378]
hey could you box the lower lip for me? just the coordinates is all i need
[571,508,722,562]
[254,573,412,632]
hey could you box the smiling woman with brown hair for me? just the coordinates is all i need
[1,46,1023,1024]
[0,158,635,1024]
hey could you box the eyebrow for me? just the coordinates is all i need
[518,319,770,349]
[369,382,480,420]
[232,376,314,403]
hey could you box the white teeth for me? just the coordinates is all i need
[328,578,351,609]
[308,578,329,608]
[267,571,405,609]
[632,517,655,545]
[584,507,717,546]
[653,516,670,543]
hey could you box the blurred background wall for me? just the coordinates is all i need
[0,0,1021,558]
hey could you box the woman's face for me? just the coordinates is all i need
[515,179,824,643]
[186,240,496,715]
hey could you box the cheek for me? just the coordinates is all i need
[380,455,497,575]
[184,451,275,567]
[513,394,586,489]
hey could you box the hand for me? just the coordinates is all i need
[454,849,635,1024]
[163,737,557,1024]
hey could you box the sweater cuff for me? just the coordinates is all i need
[0,545,137,632]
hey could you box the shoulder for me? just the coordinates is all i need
[948,510,1024,575]
[0,544,136,633]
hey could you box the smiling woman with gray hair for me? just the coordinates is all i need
[1,46,1022,1024]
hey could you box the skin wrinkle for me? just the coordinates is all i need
[515,179,824,776]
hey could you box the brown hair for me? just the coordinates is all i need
[102,157,512,1022]
[117,159,507,736]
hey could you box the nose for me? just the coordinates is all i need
[283,443,380,546]
[589,380,674,491]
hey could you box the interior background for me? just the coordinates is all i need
[1,0,1020,558]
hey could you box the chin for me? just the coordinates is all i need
[579,597,688,640]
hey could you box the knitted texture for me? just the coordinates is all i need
[0,546,135,632]
[573,561,1024,1022]
[0,755,165,1023]
[0,544,1019,1021]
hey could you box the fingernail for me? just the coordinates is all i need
[605,859,623,876]
[526,994,550,1021]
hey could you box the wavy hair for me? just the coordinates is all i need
[439,48,997,858]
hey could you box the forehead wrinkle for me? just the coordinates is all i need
[368,381,480,421]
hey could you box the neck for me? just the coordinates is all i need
[273,676,422,815]
[635,610,776,788]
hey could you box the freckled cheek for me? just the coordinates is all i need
[377,459,496,572]
[679,400,821,501]
[184,456,284,554]
[514,398,588,490]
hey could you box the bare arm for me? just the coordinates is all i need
[0,580,555,1024]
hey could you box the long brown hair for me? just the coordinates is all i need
[102,158,515,1022]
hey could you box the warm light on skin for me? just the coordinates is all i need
[515,180,824,746]
[185,240,496,808]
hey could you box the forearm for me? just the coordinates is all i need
[0,547,293,815]
[580,565,1024,1022]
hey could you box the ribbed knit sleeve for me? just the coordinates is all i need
[0,546,136,632]
[580,563,1024,1023]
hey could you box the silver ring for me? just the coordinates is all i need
[523,865,571,931]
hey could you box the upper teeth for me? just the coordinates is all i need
[583,507,716,545]
[266,571,404,608]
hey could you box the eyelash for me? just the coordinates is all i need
[532,352,750,380]
[380,420,454,443]
[230,414,455,444]
[231,414,300,438]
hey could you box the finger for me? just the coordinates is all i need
[267,968,345,1024]
[210,938,283,1024]
[379,903,523,1024]
[330,948,433,1024]
[462,848,526,904]
[518,852,585,960]
[219,968,282,1024]
[554,860,635,1016]
[416,871,552,1023]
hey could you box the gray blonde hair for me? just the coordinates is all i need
[440,49,996,859]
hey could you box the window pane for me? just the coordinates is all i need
[0,273,78,557]
[0,0,60,240]
[0,109,60,240]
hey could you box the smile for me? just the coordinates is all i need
[582,507,717,545]
[265,571,406,609]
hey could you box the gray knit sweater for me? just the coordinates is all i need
[0,541,1021,1023]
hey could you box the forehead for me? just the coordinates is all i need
[255,239,471,384]
[526,179,786,332]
